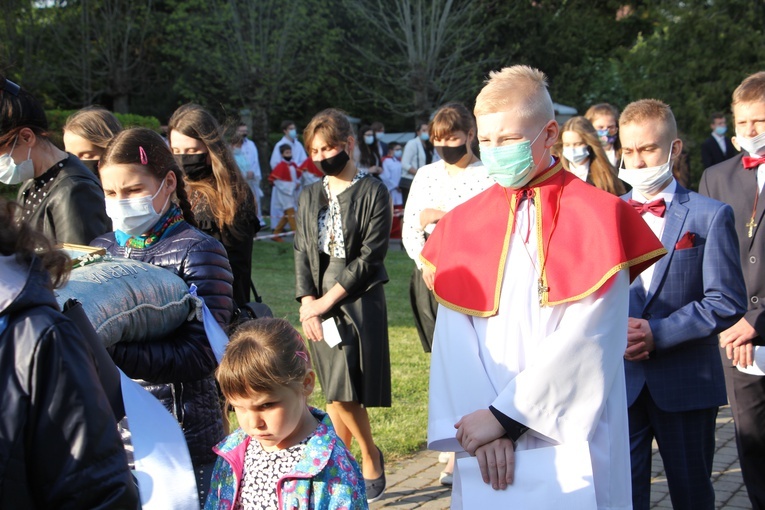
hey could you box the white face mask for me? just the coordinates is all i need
[562,146,589,164]
[736,130,765,156]
[0,136,35,185]
[105,179,169,236]
[618,145,674,196]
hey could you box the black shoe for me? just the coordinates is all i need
[365,447,386,503]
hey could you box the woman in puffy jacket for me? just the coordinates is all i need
[0,197,138,509]
[90,127,234,505]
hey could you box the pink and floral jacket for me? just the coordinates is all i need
[204,407,368,509]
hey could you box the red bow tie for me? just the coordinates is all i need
[743,156,765,169]
[629,198,666,218]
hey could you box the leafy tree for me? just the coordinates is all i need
[162,0,343,159]
[341,0,492,123]
[617,0,765,182]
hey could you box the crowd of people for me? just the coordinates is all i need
[1,63,765,510]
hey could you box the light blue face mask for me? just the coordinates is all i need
[0,136,35,185]
[420,132,430,142]
[480,126,546,188]
[714,126,727,136]
[288,128,297,139]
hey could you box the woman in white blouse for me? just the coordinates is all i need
[402,103,494,483]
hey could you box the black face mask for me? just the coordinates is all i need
[81,159,99,175]
[283,155,293,162]
[315,150,350,176]
[176,153,212,181]
[435,143,468,165]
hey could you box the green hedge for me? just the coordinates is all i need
[44,110,161,149]
[46,110,161,132]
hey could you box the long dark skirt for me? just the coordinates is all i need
[309,255,391,407]
[409,266,438,353]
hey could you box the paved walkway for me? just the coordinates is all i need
[371,405,749,509]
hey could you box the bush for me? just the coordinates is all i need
[45,109,162,149]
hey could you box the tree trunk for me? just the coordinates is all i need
[113,94,130,114]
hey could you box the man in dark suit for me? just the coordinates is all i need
[699,71,765,510]
[701,112,737,169]
[619,99,747,510]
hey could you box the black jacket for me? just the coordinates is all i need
[92,221,234,465]
[0,256,138,509]
[193,186,260,307]
[700,152,765,343]
[294,174,391,301]
[701,135,737,170]
[17,155,110,245]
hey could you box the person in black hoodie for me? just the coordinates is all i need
[0,197,138,509]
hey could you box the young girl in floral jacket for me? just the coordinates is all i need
[205,318,368,510]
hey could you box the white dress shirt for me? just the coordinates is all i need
[631,178,677,293]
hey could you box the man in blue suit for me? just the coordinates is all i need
[618,99,747,510]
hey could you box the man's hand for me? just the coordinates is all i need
[455,409,506,456]
[422,265,435,291]
[720,317,757,350]
[732,343,754,368]
[625,317,655,361]
[475,438,516,490]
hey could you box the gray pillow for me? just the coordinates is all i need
[55,258,200,347]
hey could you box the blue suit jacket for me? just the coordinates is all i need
[623,185,746,412]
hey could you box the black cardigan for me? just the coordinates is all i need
[294,174,391,302]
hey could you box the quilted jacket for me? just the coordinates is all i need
[91,220,234,466]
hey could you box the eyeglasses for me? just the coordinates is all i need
[1,79,20,97]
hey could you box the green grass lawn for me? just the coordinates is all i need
[248,240,431,461]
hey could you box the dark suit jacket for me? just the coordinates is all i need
[623,185,746,411]
[700,153,765,345]
[701,135,737,169]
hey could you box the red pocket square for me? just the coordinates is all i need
[675,232,696,250]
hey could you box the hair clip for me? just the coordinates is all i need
[1,79,21,97]
[295,351,309,363]
[139,146,148,165]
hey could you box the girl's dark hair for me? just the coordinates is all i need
[168,104,251,240]
[303,108,354,156]
[357,124,380,169]
[101,128,197,226]
[0,75,49,147]
[217,318,312,396]
[63,106,123,150]
[0,198,70,289]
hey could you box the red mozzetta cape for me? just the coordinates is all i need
[269,161,300,183]
[420,160,666,317]
[299,159,324,178]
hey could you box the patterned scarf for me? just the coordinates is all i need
[123,204,185,249]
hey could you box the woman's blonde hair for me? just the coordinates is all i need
[555,116,625,196]
[168,104,252,240]
[63,106,123,150]
[217,318,312,397]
